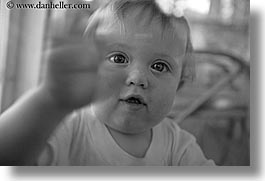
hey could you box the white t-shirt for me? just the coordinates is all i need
[36,107,215,166]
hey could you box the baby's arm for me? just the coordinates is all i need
[170,121,215,166]
[0,20,101,165]
[176,138,216,166]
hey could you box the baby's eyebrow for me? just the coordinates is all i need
[106,42,133,51]
[153,52,172,59]
[153,52,180,64]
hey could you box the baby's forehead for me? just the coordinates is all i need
[102,7,187,34]
[95,9,188,47]
[94,14,188,54]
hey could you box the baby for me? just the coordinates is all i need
[0,0,215,165]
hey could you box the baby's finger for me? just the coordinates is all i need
[47,13,87,49]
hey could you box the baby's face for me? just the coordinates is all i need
[91,11,188,134]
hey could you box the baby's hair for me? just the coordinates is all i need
[97,0,193,52]
[85,0,195,84]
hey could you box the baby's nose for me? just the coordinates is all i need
[125,68,148,89]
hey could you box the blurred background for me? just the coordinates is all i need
[0,0,249,165]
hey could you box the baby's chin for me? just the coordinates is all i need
[104,122,151,135]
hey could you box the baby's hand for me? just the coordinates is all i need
[41,20,102,110]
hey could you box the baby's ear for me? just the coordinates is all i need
[177,52,195,90]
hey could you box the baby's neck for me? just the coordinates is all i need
[106,126,152,158]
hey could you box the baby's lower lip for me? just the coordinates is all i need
[120,100,146,111]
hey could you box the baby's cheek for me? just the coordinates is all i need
[162,92,175,112]
[95,66,126,98]
[152,87,175,118]
[103,68,125,89]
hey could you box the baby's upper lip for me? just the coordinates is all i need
[121,94,147,105]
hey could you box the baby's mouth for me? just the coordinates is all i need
[125,97,143,105]
[121,95,147,106]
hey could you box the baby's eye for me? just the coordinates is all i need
[151,61,170,73]
[108,53,129,64]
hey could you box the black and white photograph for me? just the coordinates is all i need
[0,0,250,167]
